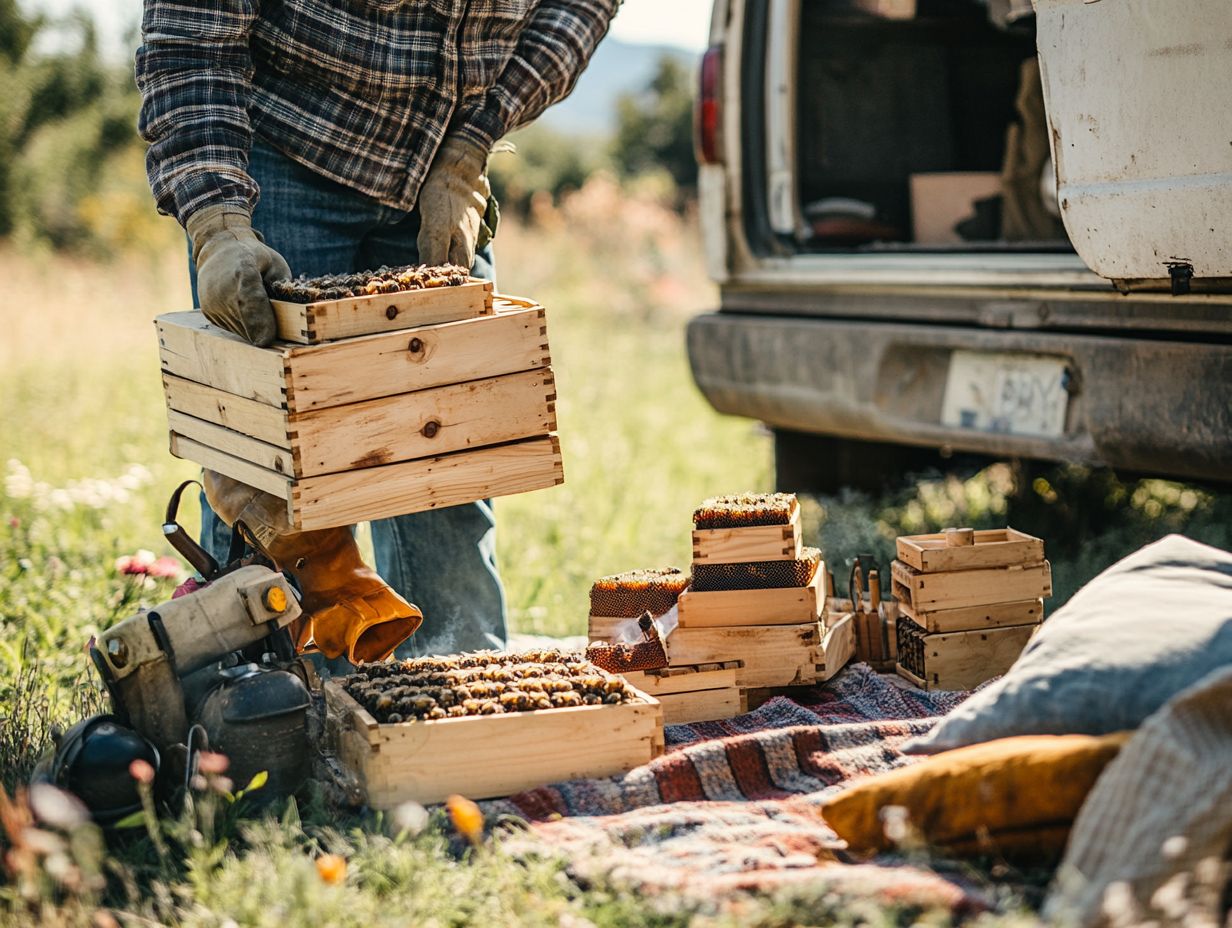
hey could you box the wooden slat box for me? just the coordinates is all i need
[271,279,494,344]
[156,296,562,530]
[896,527,1044,573]
[890,558,1052,613]
[898,597,1045,634]
[675,563,825,628]
[895,617,1039,691]
[622,662,745,724]
[692,507,802,564]
[324,679,663,808]
[588,616,854,689]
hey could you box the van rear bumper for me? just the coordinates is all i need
[686,310,1232,483]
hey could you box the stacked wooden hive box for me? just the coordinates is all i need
[588,493,855,723]
[891,527,1051,691]
[155,277,562,530]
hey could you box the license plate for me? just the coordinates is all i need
[941,351,1070,438]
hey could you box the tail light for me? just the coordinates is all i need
[695,45,723,166]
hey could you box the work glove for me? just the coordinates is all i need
[416,135,497,269]
[187,204,291,348]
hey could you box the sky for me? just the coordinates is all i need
[23,0,714,60]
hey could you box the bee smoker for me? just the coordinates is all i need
[79,482,315,810]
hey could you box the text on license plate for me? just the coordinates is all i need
[940,351,1070,439]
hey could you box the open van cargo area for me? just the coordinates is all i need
[793,1,1072,255]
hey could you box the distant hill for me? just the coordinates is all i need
[536,37,698,137]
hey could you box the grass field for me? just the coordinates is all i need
[1,181,1229,925]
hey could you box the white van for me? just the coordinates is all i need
[687,0,1232,489]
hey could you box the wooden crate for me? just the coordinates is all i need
[270,279,494,344]
[324,679,663,808]
[890,558,1052,612]
[675,565,825,628]
[895,618,1039,691]
[896,527,1044,573]
[657,687,746,725]
[898,597,1045,634]
[156,297,562,530]
[622,663,740,696]
[691,507,802,564]
[665,615,854,688]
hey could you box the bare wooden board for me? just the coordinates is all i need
[157,300,551,413]
[891,559,1052,611]
[897,622,1038,691]
[324,679,661,808]
[156,313,288,407]
[166,410,297,476]
[168,433,293,500]
[898,597,1045,634]
[290,369,556,477]
[817,613,855,681]
[676,565,823,628]
[621,665,738,696]
[691,507,802,564]
[657,687,744,725]
[665,622,823,689]
[896,527,1045,573]
[270,279,493,344]
[292,435,563,530]
[163,374,291,445]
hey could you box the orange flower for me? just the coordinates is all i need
[446,794,484,845]
[315,853,347,885]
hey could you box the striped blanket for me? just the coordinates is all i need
[484,664,990,915]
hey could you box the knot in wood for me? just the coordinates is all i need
[385,305,400,320]
[407,337,424,357]
[421,419,441,439]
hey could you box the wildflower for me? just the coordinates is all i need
[148,556,182,579]
[196,751,229,775]
[446,794,484,846]
[7,517,18,529]
[116,550,157,575]
[128,759,155,786]
[315,853,347,885]
[393,801,429,837]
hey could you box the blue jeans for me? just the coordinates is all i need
[189,138,507,660]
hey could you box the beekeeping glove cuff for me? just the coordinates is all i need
[187,204,291,348]
[416,136,495,269]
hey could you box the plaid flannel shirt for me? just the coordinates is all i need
[136,0,619,225]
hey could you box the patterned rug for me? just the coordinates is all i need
[483,664,991,915]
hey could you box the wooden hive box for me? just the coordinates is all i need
[271,279,495,344]
[675,562,825,628]
[324,679,663,808]
[691,506,803,565]
[588,615,854,689]
[896,527,1044,573]
[890,558,1052,614]
[895,617,1039,691]
[156,295,563,531]
[621,662,745,724]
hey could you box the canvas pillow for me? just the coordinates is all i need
[903,534,1232,754]
[821,732,1129,860]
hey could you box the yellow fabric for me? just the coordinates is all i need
[821,732,1131,861]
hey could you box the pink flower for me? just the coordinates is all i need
[147,556,182,579]
[7,517,18,529]
[115,550,156,576]
[196,751,229,775]
[128,759,155,785]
